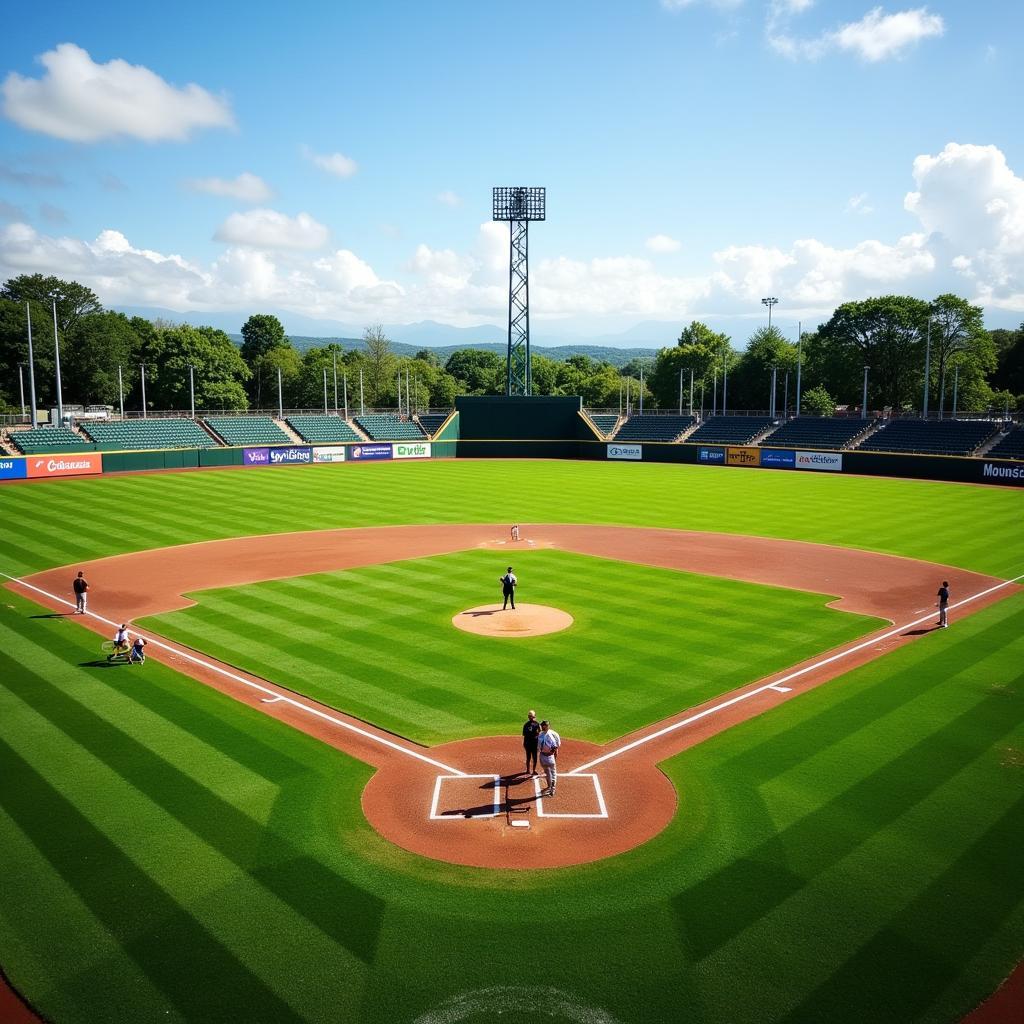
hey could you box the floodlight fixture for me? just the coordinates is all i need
[761,296,779,329]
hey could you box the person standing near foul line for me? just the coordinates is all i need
[72,571,89,614]
[937,580,950,628]
[538,720,561,797]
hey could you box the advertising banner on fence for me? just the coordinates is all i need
[0,456,27,480]
[760,449,796,469]
[25,453,103,479]
[312,445,347,463]
[796,451,843,472]
[350,444,393,461]
[243,447,270,466]
[607,444,642,461]
[393,442,431,459]
[269,446,312,466]
[726,446,761,467]
[699,447,726,464]
[980,461,1024,486]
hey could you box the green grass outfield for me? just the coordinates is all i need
[1,459,1022,1024]
[140,549,883,744]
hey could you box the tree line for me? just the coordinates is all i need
[1,274,1021,416]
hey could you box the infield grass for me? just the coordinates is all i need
[139,548,883,744]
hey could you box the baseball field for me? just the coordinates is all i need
[0,458,1022,1024]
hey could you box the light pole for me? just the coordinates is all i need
[25,304,38,428]
[712,368,718,417]
[783,371,789,415]
[323,368,329,414]
[189,364,195,418]
[762,297,778,329]
[952,364,959,418]
[140,364,147,418]
[359,368,365,416]
[689,368,694,416]
[51,296,63,425]
[862,366,869,419]
[795,320,802,416]
[639,363,645,414]
[343,373,349,420]
[678,367,683,415]
[722,351,728,416]
[277,367,284,420]
[769,365,777,417]
[117,365,124,418]
[17,363,25,418]
[923,315,932,418]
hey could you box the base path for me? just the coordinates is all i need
[10,524,1018,871]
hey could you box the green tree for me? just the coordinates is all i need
[65,312,141,406]
[649,322,733,411]
[801,384,836,417]
[728,326,797,412]
[1,273,102,337]
[240,314,289,407]
[990,324,1023,398]
[444,349,503,394]
[141,324,250,411]
[362,325,397,405]
[927,295,993,417]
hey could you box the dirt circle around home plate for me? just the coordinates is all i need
[452,603,574,638]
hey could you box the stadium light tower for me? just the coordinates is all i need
[493,186,546,396]
[761,296,778,329]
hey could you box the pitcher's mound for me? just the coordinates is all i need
[453,603,573,638]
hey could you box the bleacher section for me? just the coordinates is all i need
[8,426,93,455]
[82,418,218,450]
[687,416,774,446]
[588,414,620,436]
[355,415,426,441]
[286,415,362,443]
[612,415,696,442]
[981,425,1024,461]
[205,416,291,447]
[761,417,872,451]
[857,419,998,456]
[416,413,449,436]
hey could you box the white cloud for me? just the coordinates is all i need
[302,145,358,179]
[437,190,462,207]
[185,172,272,203]
[769,6,944,62]
[2,143,1023,326]
[646,234,682,253]
[661,0,744,10]
[1,43,233,142]
[214,209,329,250]
[845,193,874,215]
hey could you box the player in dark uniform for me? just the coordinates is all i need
[522,709,540,775]
[500,567,517,610]
[937,581,950,628]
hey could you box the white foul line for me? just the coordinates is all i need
[1,571,466,777]
[569,572,1024,775]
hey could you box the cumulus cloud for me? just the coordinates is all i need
[646,234,682,253]
[2,143,1022,325]
[214,209,329,250]
[1,43,234,142]
[437,190,462,207]
[185,172,272,203]
[846,193,874,215]
[769,5,944,62]
[302,145,358,179]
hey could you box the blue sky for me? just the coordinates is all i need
[1,0,1022,344]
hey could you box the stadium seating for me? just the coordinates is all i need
[205,416,291,447]
[8,426,94,455]
[686,416,774,445]
[82,418,218,450]
[286,415,362,443]
[416,413,450,436]
[588,414,620,436]
[611,415,696,442]
[985,425,1024,460]
[355,415,426,440]
[760,417,873,450]
[856,419,999,456]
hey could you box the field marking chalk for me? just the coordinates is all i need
[569,572,1024,775]
[1,571,465,777]
[534,773,608,819]
[767,684,792,693]
[429,775,502,820]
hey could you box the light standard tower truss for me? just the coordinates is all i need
[493,187,546,396]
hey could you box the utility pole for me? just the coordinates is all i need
[761,296,778,329]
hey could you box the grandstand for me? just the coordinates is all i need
[588,414,620,437]
[7,426,94,455]
[355,415,426,440]
[82,418,219,450]
[856,418,999,456]
[205,416,291,447]
[760,417,873,451]
[686,416,775,446]
[286,415,362,443]
[984,424,1024,460]
[416,413,450,437]
[612,415,696,442]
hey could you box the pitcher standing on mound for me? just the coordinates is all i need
[500,566,517,610]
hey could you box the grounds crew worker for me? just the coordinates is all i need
[500,566,517,610]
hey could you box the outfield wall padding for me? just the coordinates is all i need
[455,396,586,459]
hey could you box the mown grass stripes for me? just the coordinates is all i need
[142,548,882,744]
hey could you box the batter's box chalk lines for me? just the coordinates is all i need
[430,775,502,819]
[534,773,608,819]
[1,571,465,777]
[569,571,1024,775]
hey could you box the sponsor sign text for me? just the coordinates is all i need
[0,457,27,480]
[607,444,642,461]
[26,453,103,479]
[243,447,270,466]
[269,446,312,465]
[981,462,1024,485]
[393,442,431,459]
[760,449,796,469]
[699,447,725,464]
[350,444,393,461]
[796,451,843,472]
[726,446,761,467]
[312,445,347,463]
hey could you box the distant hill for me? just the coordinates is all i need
[226,334,658,368]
